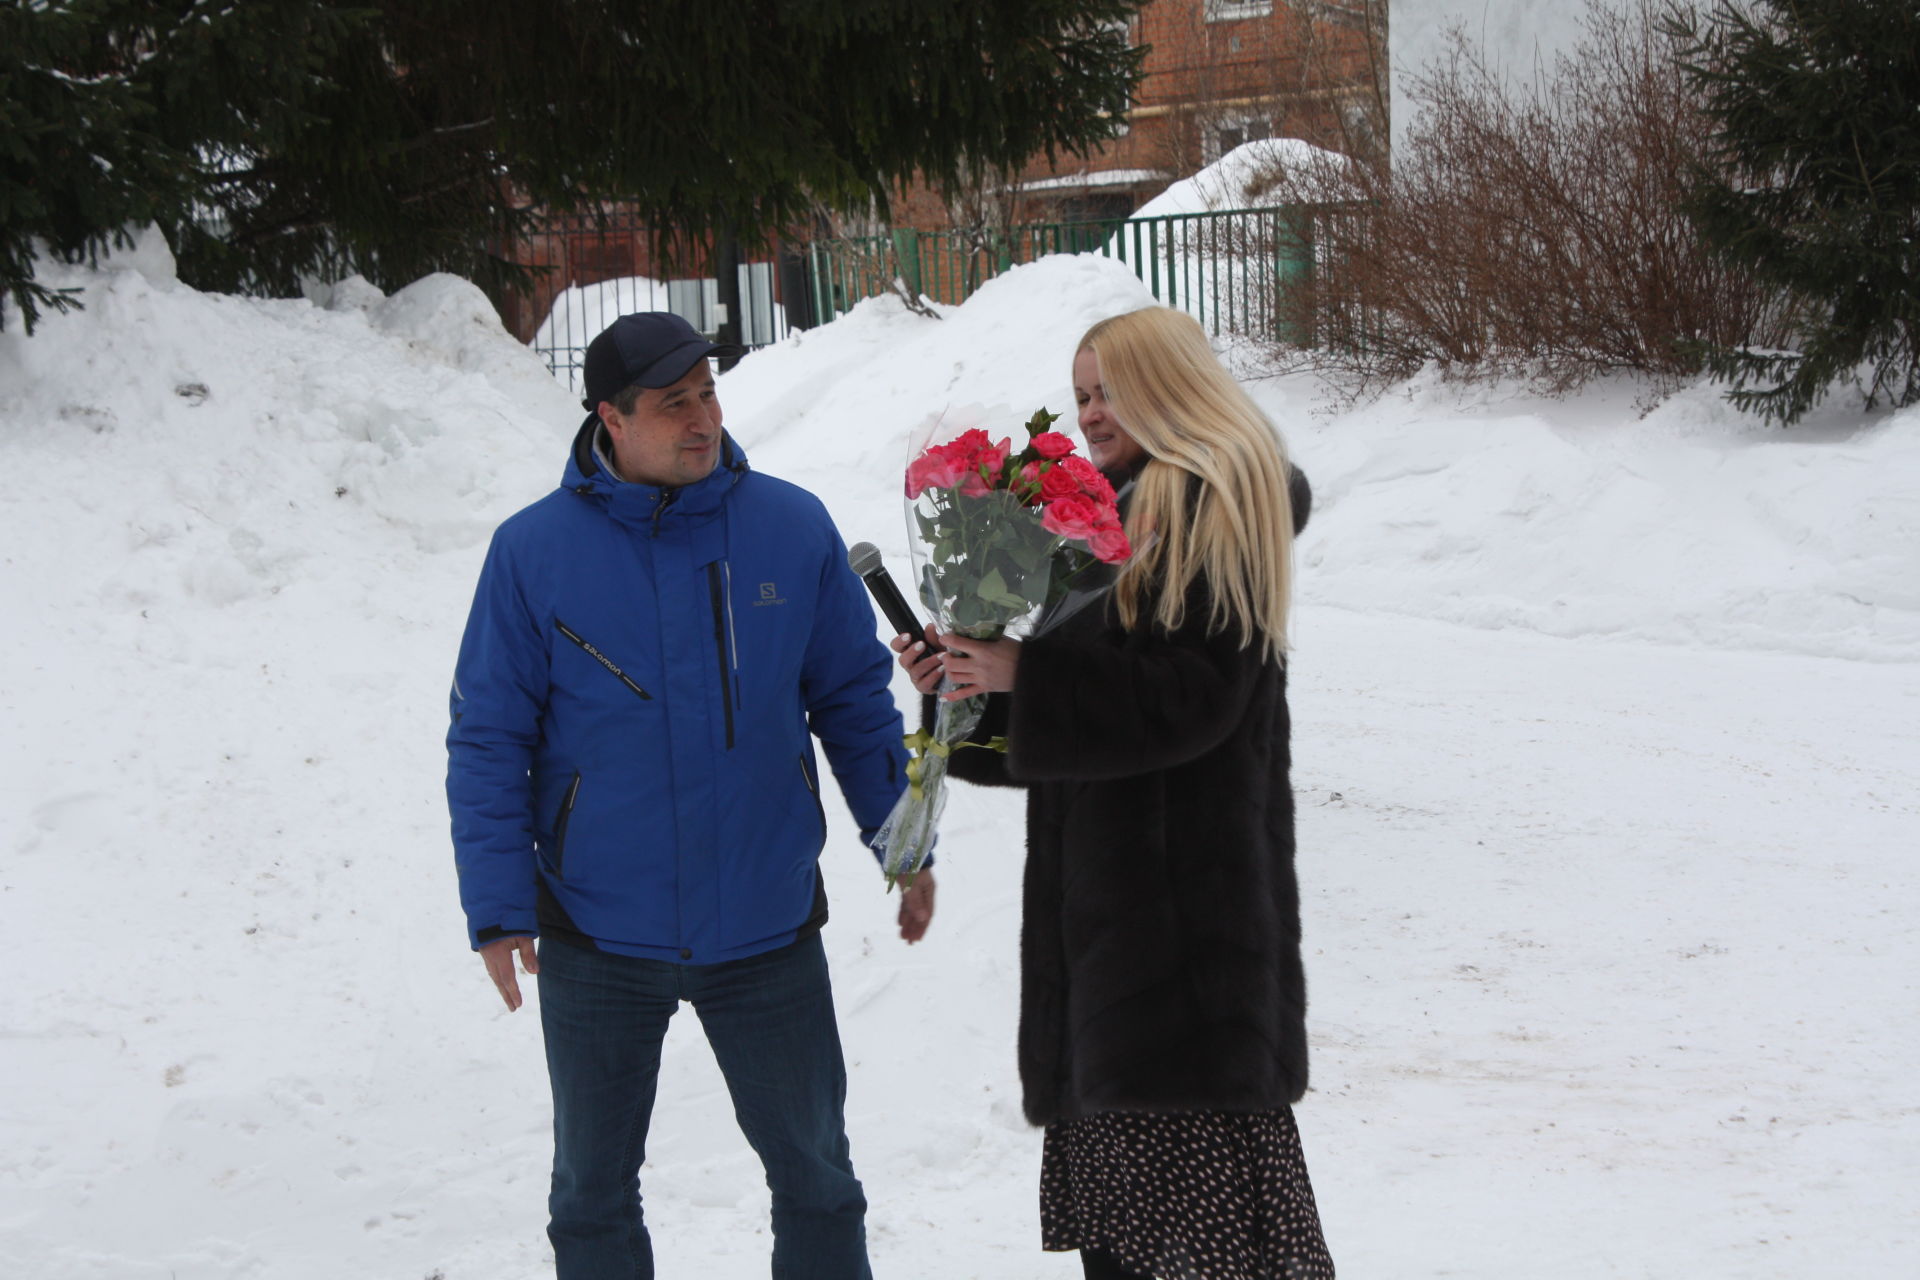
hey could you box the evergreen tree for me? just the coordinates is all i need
[3,0,1146,330]
[1668,0,1920,424]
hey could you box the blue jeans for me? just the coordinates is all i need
[537,932,872,1280]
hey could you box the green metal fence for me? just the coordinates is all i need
[805,205,1366,346]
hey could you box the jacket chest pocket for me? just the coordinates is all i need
[554,619,653,700]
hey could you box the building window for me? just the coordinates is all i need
[1202,111,1274,164]
[1204,0,1273,22]
[1315,2,1374,31]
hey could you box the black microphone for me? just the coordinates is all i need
[847,542,943,652]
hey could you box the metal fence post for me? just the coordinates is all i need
[891,228,923,301]
[1274,208,1314,347]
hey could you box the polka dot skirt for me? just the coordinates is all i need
[1040,1109,1334,1280]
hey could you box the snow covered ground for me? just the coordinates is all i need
[3,236,1915,1279]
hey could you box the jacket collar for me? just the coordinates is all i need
[562,420,749,530]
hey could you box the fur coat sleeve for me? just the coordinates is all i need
[1005,589,1263,784]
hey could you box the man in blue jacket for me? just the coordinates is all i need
[447,311,930,1279]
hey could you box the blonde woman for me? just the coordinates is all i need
[895,307,1331,1279]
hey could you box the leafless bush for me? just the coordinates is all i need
[1260,0,1796,397]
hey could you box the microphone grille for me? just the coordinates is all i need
[847,541,884,576]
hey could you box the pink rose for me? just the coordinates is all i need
[949,435,1012,499]
[1088,526,1132,564]
[1042,493,1103,540]
[979,435,1012,479]
[906,449,970,497]
[1038,463,1080,502]
[1030,431,1075,460]
[1060,455,1118,503]
[949,428,992,458]
[952,435,1012,498]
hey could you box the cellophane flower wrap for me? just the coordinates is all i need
[875,407,1131,886]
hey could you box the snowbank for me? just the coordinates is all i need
[533,273,672,353]
[2,242,577,1278]
[1129,137,1353,218]
[726,253,1920,663]
[1277,370,1920,662]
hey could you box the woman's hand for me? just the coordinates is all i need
[890,624,945,695]
[938,633,1020,700]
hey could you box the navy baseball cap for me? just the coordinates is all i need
[580,312,738,426]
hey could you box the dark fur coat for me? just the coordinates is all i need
[942,469,1312,1127]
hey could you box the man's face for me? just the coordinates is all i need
[599,360,724,487]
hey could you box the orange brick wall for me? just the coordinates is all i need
[991,0,1378,223]
[494,2,1381,338]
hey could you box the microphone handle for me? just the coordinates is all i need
[860,567,943,652]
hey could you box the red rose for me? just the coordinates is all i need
[1030,431,1075,460]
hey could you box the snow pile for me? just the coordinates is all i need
[1130,137,1354,218]
[720,254,1159,537]
[3,234,1917,1280]
[1286,372,1920,661]
[533,273,672,353]
[2,237,577,1278]
[729,254,1920,663]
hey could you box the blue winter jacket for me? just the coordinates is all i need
[447,425,907,963]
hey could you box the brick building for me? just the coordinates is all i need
[892,0,1383,229]
[499,1,1383,349]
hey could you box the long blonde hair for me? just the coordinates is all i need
[1081,307,1294,661]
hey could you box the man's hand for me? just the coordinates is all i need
[897,869,937,944]
[480,936,539,1011]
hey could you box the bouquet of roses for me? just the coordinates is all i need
[876,407,1131,886]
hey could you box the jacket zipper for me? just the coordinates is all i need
[550,771,582,876]
[554,619,653,700]
[707,562,736,749]
[722,560,742,711]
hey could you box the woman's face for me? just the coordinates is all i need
[1073,348,1145,474]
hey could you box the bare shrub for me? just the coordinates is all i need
[1261,0,1796,397]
